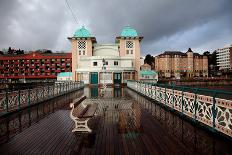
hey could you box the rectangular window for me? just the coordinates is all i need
[131,50,133,54]
[93,62,97,66]
[126,50,129,54]
[83,51,85,55]
[114,61,118,66]
[79,51,81,55]
[105,61,108,65]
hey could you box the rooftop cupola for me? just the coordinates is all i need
[116,26,143,42]
[74,26,92,38]
[120,26,138,37]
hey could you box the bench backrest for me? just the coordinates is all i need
[73,95,86,108]
[71,95,87,118]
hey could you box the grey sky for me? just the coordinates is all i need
[0,0,231,56]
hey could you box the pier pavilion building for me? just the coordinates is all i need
[68,26,143,84]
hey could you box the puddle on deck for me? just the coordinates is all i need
[77,86,232,155]
[0,86,231,155]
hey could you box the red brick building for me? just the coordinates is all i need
[0,52,71,82]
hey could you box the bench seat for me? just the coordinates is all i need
[70,96,97,132]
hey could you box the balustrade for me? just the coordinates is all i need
[0,81,84,115]
[127,80,232,138]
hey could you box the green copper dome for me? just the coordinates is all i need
[74,26,91,37]
[120,26,138,37]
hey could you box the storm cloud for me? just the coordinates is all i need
[0,0,231,56]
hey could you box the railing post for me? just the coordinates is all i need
[5,89,8,113]
[60,83,62,94]
[52,84,54,96]
[212,91,217,129]
[43,86,45,99]
[181,87,184,114]
[67,82,68,92]
[145,82,147,95]
[165,83,167,105]
[194,88,199,121]
[48,85,50,98]
[28,88,31,106]
[159,85,161,103]
[172,84,175,109]
[155,84,156,100]
[18,89,21,110]
[36,88,38,102]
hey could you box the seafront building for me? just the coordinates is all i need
[68,26,143,84]
[154,48,208,78]
[57,72,72,81]
[140,63,158,83]
[216,44,232,71]
[0,52,71,82]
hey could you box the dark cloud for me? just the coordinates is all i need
[0,0,231,55]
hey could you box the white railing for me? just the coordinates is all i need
[0,81,84,115]
[127,80,232,138]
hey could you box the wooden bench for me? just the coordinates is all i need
[70,95,97,132]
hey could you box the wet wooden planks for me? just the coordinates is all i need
[0,104,195,155]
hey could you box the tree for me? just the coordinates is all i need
[2,48,7,54]
[15,49,24,55]
[8,47,14,55]
[144,54,154,66]
[44,50,52,53]
[203,51,210,56]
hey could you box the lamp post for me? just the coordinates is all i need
[100,58,107,96]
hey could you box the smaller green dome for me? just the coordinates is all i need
[121,26,138,37]
[74,26,91,37]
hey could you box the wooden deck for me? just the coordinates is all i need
[0,104,190,154]
[0,87,231,155]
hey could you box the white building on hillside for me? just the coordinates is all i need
[216,44,232,70]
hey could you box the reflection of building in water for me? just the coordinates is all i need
[119,103,141,133]
[84,87,124,98]
[68,26,143,85]
[114,87,123,97]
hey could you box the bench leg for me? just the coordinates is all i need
[72,118,92,133]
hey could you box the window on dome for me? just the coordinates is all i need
[126,41,133,49]
[78,41,86,49]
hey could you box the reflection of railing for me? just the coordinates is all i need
[127,80,232,138]
[126,88,231,154]
[0,81,84,115]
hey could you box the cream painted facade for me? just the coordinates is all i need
[216,44,232,70]
[155,48,208,78]
[68,26,143,84]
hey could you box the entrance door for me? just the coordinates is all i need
[114,73,121,85]
[90,72,98,84]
